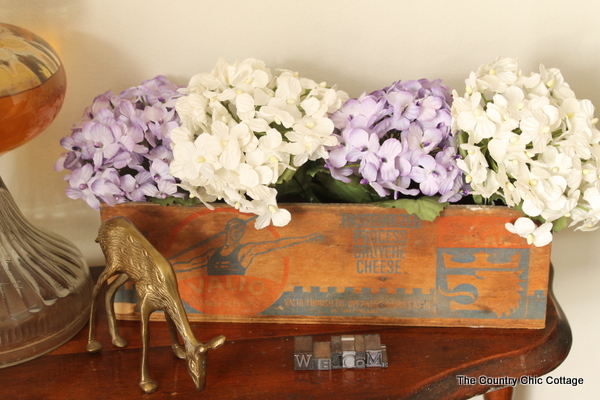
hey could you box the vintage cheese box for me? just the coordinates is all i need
[100,203,551,329]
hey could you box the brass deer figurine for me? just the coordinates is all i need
[86,216,226,394]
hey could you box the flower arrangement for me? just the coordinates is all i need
[452,57,600,246]
[56,57,600,246]
[323,78,467,220]
[168,58,348,228]
[55,76,185,209]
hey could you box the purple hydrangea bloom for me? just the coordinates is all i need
[55,76,185,210]
[326,79,468,202]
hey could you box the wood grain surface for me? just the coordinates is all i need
[0,266,570,400]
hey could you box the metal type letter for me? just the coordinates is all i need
[365,334,383,367]
[294,336,314,370]
[331,335,343,369]
[313,341,332,370]
[381,344,389,368]
[294,354,314,370]
[354,335,366,368]
[341,335,356,368]
[366,350,382,367]
[86,216,226,393]
[294,334,388,371]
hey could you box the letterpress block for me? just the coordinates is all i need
[354,335,366,368]
[365,334,383,367]
[313,341,332,370]
[294,336,314,370]
[341,335,355,368]
[364,334,381,350]
[381,344,389,368]
[330,335,343,369]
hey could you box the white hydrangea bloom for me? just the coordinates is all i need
[453,92,497,143]
[170,58,348,229]
[453,57,600,246]
[506,217,553,247]
[474,56,519,93]
[571,187,600,231]
[250,187,292,229]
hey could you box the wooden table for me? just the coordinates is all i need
[0,268,571,400]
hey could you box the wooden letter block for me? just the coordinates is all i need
[294,336,313,370]
[381,344,389,368]
[365,334,383,367]
[294,334,388,370]
[354,335,366,369]
[331,335,343,369]
[313,341,332,370]
[341,335,355,368]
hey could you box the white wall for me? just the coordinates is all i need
[0,1,597,398]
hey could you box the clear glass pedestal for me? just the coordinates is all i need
[0,178,93,367]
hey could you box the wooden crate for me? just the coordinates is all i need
[99,203,551,329]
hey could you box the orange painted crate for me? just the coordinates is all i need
[100,203,551,329]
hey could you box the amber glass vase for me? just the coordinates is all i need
[0,23,93,367]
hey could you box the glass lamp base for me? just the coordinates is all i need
[0,178,93,368]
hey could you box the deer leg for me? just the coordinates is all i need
[139,297,158,394]
[86,268,115,353]
[105,273,130,348]
[165,313,186,359]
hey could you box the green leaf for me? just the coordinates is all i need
[275,167,297,184]
[305,162,328,177]
[311,172,382,203]
[147,196,202,206]
[471,194,485,205]
[471,193,507,206]
[376,196,448,222]
[273,161,324,202]
[456,130,469,152]
[551,216,569,233]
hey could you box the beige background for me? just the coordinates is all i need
[0,1,597,398]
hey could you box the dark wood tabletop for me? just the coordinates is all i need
[0,267,571,400]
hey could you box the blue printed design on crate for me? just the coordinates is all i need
[435,248,530,319]
[260,286,436,318]
[525,290,547,320]
[170,217,321,276]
